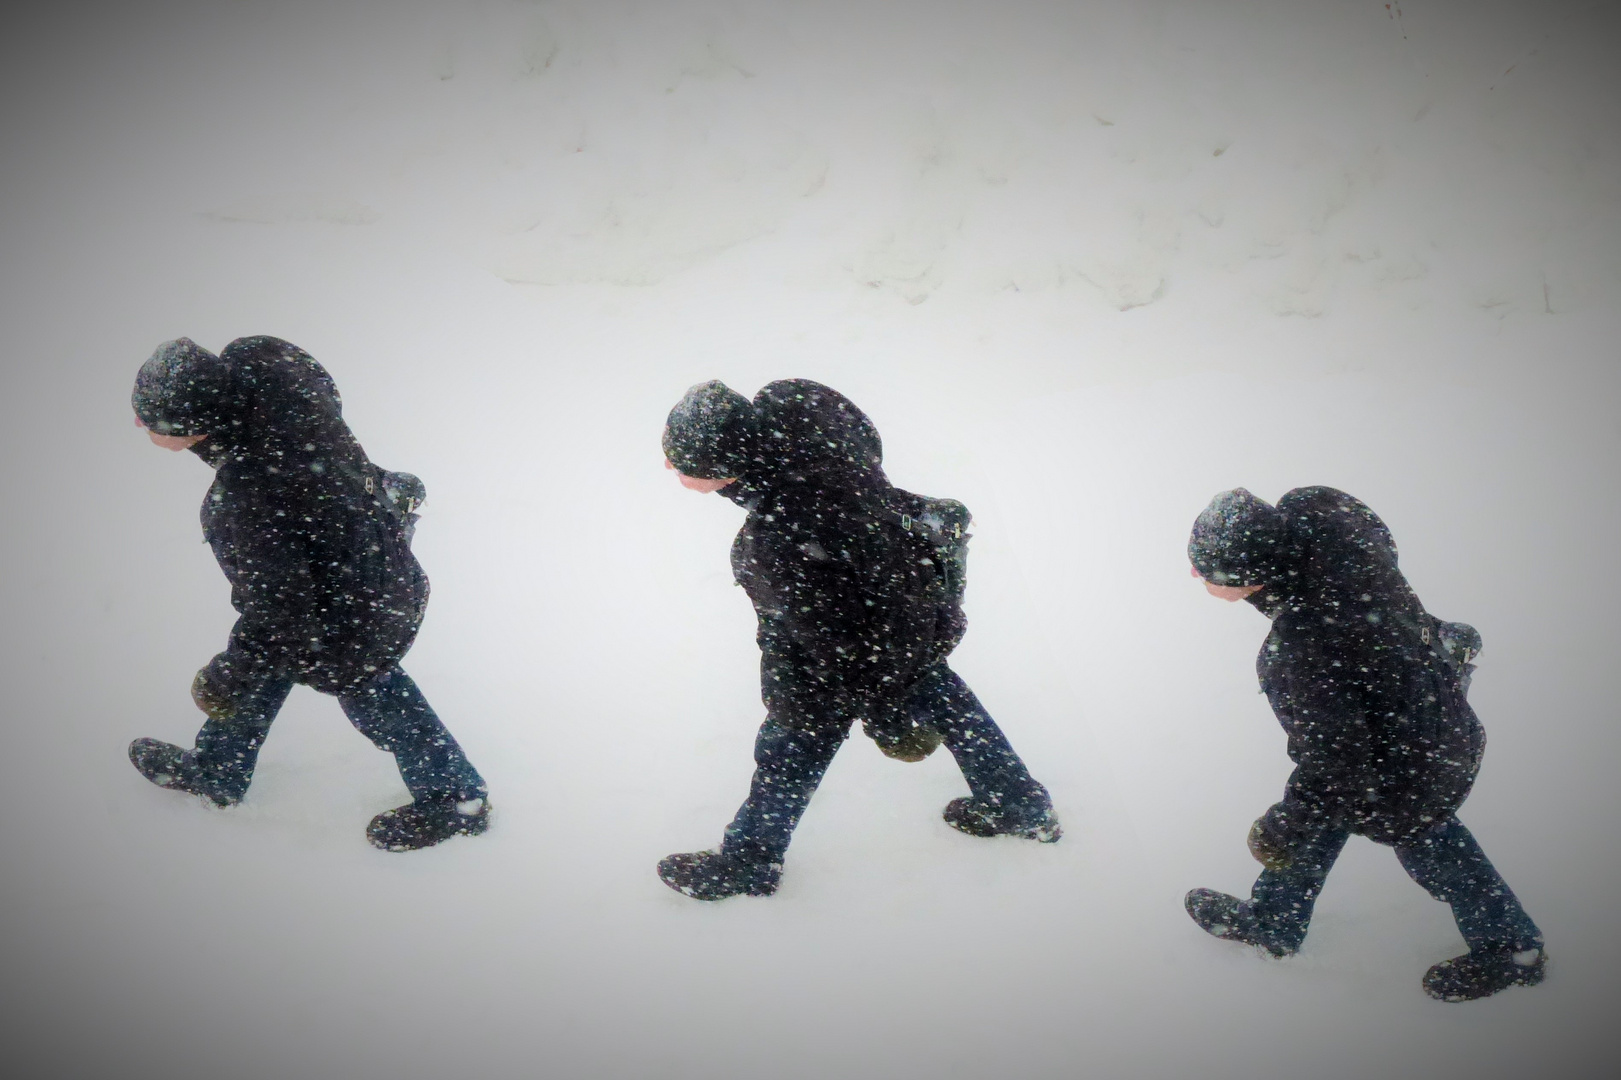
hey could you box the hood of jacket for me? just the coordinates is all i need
[1267,486,1420,621]
[723,379,887,503]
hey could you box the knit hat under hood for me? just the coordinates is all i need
[131,338,233,438]
[663,380,755,479]
[1188,488,1287,587]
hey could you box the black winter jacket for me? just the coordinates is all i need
[188,338,427,694]
[1248,487,1485,847]
[720,380,964,728]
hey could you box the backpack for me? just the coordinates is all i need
[377,469,426,546]
[1367,610,1488,842]
[1396,611,1482,697]
[878,489,972,608]
[860,489,973,762]
[1432,618,1482,696]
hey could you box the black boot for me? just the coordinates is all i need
[1423,946,1546,1002]
[128,738,238,808]
[1184,888,1296,958]
[942,797,1062,842]
[367,796,490,851]
[657,850,781,900]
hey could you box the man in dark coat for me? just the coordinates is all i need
[657,379,1059,900]
[128,336,489,851]
[1185,486,1544,1001]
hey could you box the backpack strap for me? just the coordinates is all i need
[334,460,426,547]
[874,491,972,605]
[380,470,426,516]
[1394,610,1482,679]
[877,492,971,545]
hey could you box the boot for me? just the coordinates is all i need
[128,738,238,808]
[657,850,781,900]
[942,797,1062,842]
[367,796,490,851]
[1423,946,1546,1002]
[1183,888,1296,958]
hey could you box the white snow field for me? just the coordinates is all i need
[2,2,1618,1078]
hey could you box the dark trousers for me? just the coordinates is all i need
[721,663,1050,865]
[190,657,487,804]
[1249,816,1542,953]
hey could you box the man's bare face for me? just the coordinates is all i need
[665,457,735,493]
[135,412,207,452]
[1190,563,1263,602]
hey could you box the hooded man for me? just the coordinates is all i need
[128,336,489,851]
[1185,485,1544,1002]
[657,379,1059,900]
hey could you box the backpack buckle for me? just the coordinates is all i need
[900,514,912,531]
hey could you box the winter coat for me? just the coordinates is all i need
[187,337,428,694]
[1248,487,1485,848]
[719,380,964,729]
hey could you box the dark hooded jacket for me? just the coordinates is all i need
[716,380,964,728]
[134,336,427,694]
[1209,487,1485,847]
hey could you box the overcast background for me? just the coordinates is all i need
[1,2,1618,1078]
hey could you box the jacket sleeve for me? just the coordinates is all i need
[216,492,333,671]
[1258,658,1377,849]
[746,521,912,694]
[779,549,893,679]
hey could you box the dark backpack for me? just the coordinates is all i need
[377,469,426,546]
[1396,611,1483,697]
[878,489,972,608]
[331,459,431,629]
[1366,610,1488,842]
[859,489,973,762]
[1433,618,1482,696]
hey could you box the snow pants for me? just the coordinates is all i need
[188,655,487,804]
[1248,816,1542,953]
[720,662,1051,866]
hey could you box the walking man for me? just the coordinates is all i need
[658,379,1059,900]
[1185,486,1544,1001]
[128,336,489,850]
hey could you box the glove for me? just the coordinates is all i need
[1247,816,1295,871]
[863,716,943,762]
[190,657,243,721]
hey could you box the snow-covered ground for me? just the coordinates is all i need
[2,2,1618,1077]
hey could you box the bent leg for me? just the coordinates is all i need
[721,714,849,866]
[337,666,487,803]
[1395,817,1543,952]
[909,664,1050,814]
[190,652,295,800]
[1247,822,1352,951]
